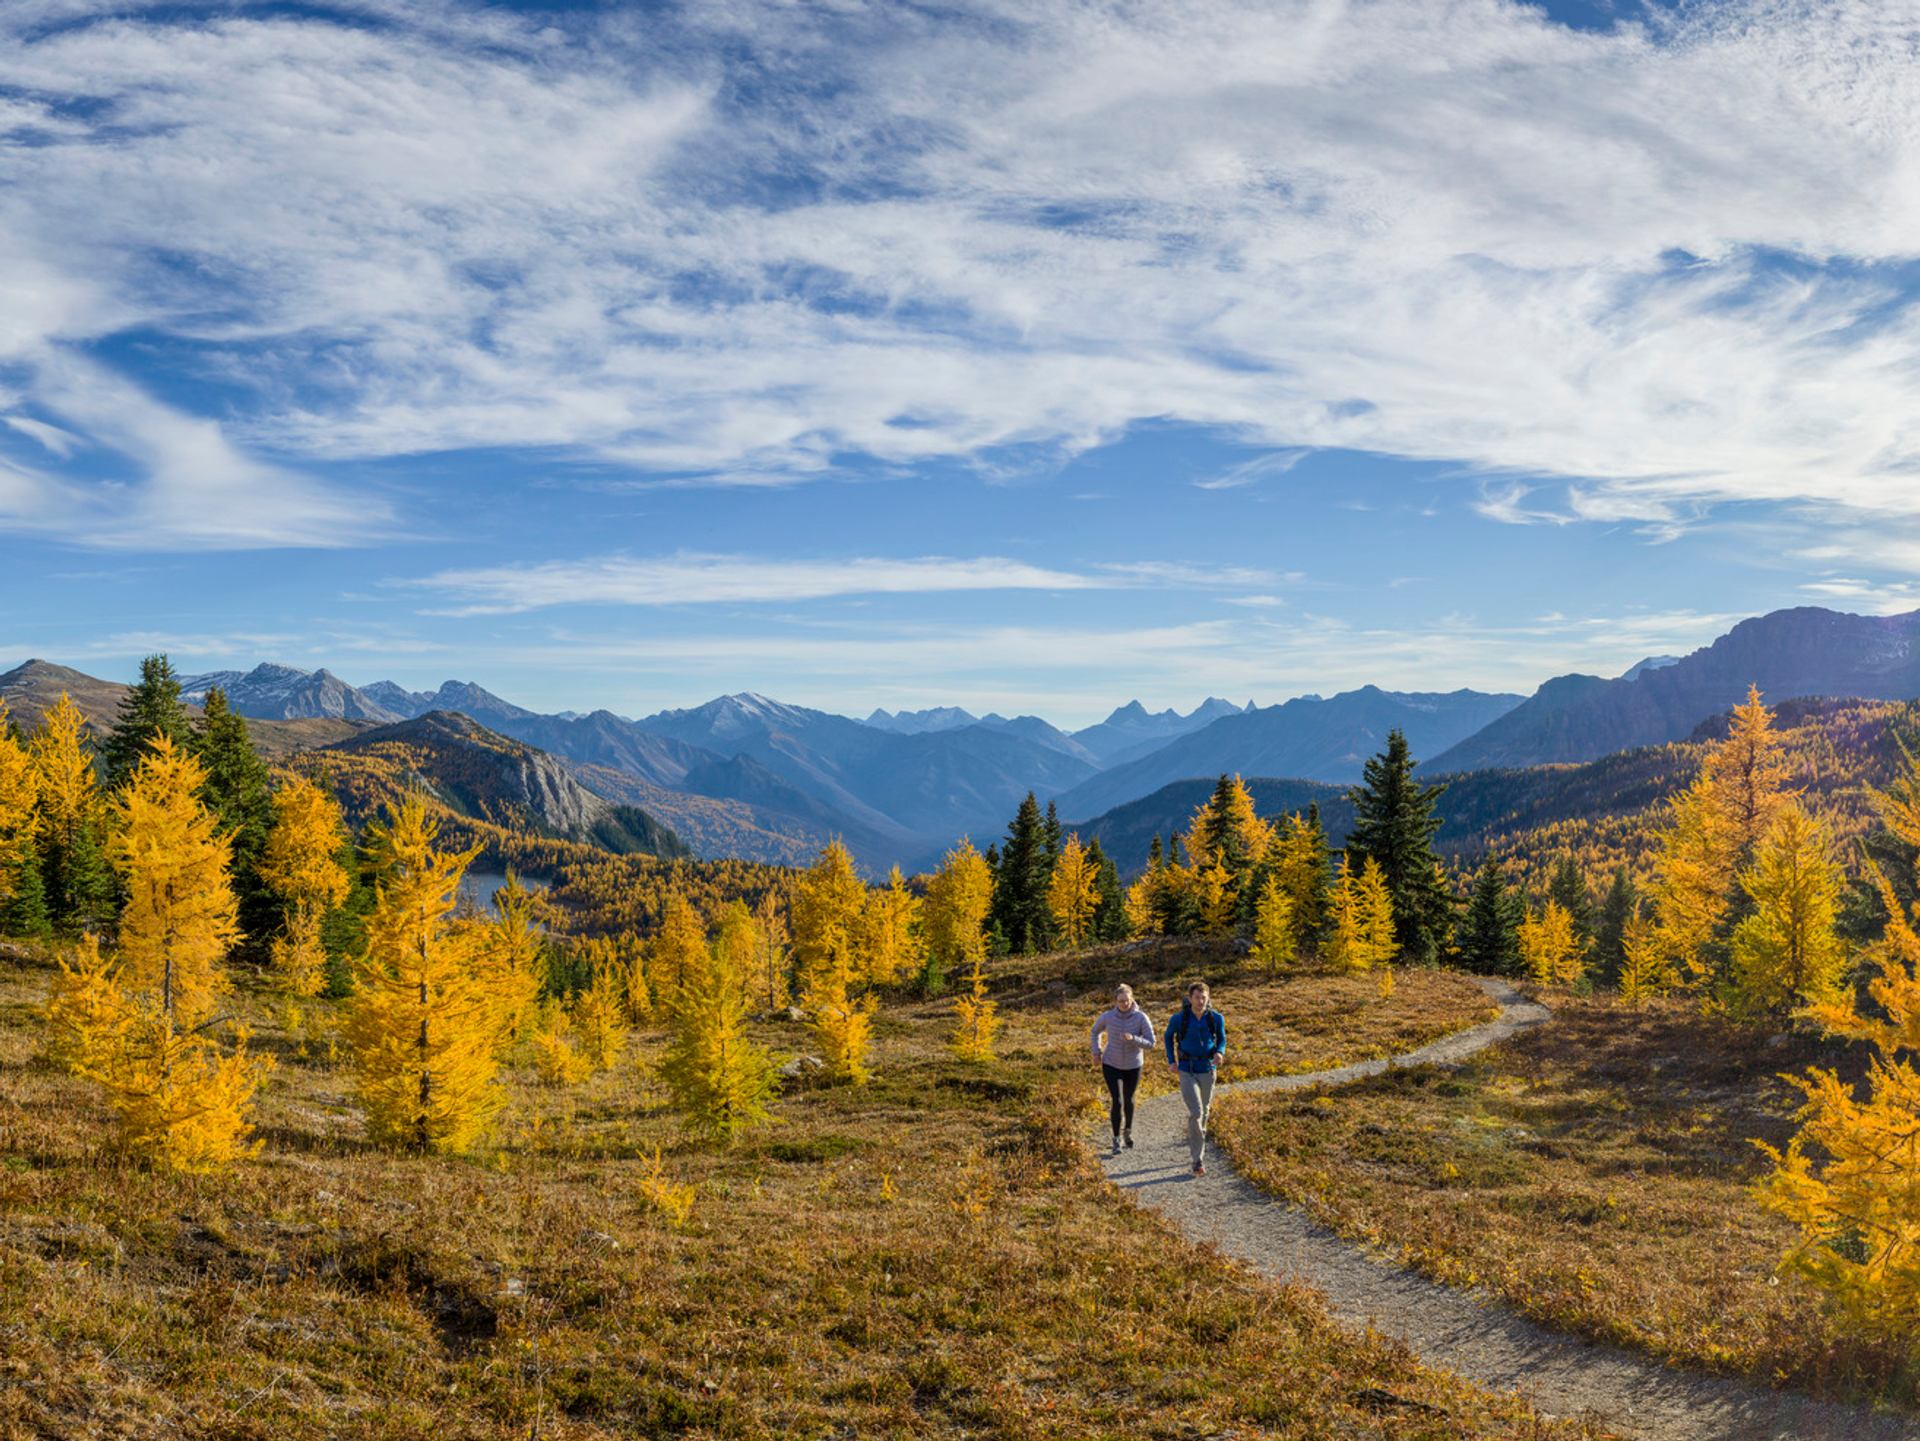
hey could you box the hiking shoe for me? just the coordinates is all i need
[1192,1161,1206,1176]
[1123,1130,1134,1149]
[1111,1134,1122,1154]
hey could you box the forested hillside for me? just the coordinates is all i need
[1079,697,1915,890]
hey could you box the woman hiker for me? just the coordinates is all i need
[1089,983,1155,1153]
[1165,980,1226,1175]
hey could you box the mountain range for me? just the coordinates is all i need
[13,603,1920,873]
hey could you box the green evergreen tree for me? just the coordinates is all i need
[1546,853,1595,947]
[1455,856,1522,976]
[192,688,277,949]
[1345,730,1455,964]
[43,820,113,936]
[990,792,1053,953]
[1592,866,1638,985]
[0,849,51,939]
[102,654,194,790]
[1087,839,1128,942]
[1043,800,1063,869]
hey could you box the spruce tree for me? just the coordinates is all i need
[0,851,51,939]
[194,689,277,948]
[990,793,1053,953]
[1592,867,1638,984]
[1456,857,1522,976]
[1087,839,1127,942]
[1546,853,1595,947]
[102,654,194,791]
[1345,730,1454,964]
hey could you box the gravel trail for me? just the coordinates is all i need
[1098,976,1918,1440]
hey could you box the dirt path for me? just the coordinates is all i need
[1099,977,1918,1441]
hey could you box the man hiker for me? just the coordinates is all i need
[1165,980,1225,1175]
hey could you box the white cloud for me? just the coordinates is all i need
[1193,449,1310,490]
[5,1,1920,549]
[414,551,1291,614]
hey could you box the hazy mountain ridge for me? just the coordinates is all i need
[1430,607,1920,771]
[1054,685,1524,819]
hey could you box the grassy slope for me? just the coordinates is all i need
[1212,992,1914,1408]
[0,940,1585,1441]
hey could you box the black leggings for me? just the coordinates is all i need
[1103,1063,1140,1135]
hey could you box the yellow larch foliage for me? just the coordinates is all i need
[925,839,992,992]
[531,1001,592,1086]
[752,888,791,1012]
[659,896,778,1139]
[1519,899,1584,987]
[651,892,710,1014]
[107,736,240,1027]
[790,839,867,998]
[950,962,1000,1064]
[28,693,97,853]
[1616,909,1675,1004]
[1757,830,1920,1340]
[1249,873,1296,974]
[1046,833,1100,950]
[96,1012,272,1174]
[41,933,130,1074]
[0,702,38,906]
[1192,861,1235,939]
[860,867,922,986]
[1323,859,1367,975]
[574,968,630,1072]
[1704,686,1796,870]
[809,964,877,1085]
[1725,806,1847,1018]
[261,776,350,998]
[1356,857,1397,969]
[474,870,545,1047]
[1123,865,1165,938]
[346,796,503,1154]
[1184,774,1273,876]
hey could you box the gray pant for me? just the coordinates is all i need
[1178,1068,1215,1165]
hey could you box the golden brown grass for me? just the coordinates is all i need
[1212,991,1920,1408]
[0,938,1587,1440]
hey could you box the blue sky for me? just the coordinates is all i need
[3,0,1920,727]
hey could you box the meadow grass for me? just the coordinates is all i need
[0,939,1582,1440]
[1212,990,1920,1409]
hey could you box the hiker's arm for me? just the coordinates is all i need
[1089,1014,1104,1059]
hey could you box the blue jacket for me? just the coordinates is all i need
[1165,1005,1225,1073]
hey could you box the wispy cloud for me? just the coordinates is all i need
[0,1,1918,553]
[1193,449,1310,491]
[413,552,1293,614]
[416,553,1109,615]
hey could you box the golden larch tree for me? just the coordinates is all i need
[1046,834,1100,950]
[0,702,38,911]
[41,933,130,1073]
[659,892,779,1139]
[574,967,630,1072]
[650,892,709,1013]
[926,840,997,1061]
[1519,898,1584,988]
[752,888,791,1011]
[1726,806,1846,1018]
[98,1010,272,1173]
[1248,873,1296,974]
[1356,857,1397,970]
[107,735,240,1027]
[345,796,503,1153]
[260,775,350,997]
[860,867,922,986]
[474,870,546,1047]
[1616,909,1675,1004]
[1323,858,1367,974]
[790,839,866,998]
[925,838,992,992]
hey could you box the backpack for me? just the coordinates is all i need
[1169,1007,1221,1061]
